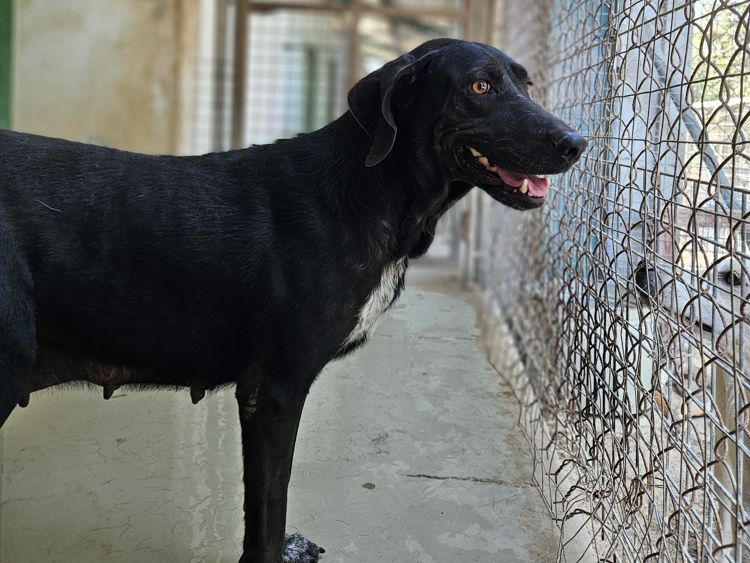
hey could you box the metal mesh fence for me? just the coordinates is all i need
[480,0,750,560]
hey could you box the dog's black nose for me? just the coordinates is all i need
[554,132,588,163]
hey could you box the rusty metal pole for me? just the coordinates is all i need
[462,0,476,282]
[230,0,250,149]
[463,0,474,39]
[487,0,498,44]
[212,0,228,151]
[346,1,363,89]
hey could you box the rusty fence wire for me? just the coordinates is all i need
[477,0,750,561]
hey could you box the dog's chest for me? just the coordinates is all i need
[342,259,407,347]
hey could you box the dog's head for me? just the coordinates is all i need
[348,38,587,210]
[634,255,750,367]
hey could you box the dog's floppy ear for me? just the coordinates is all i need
[348,53,431,167]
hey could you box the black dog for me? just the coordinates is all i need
[0,38,585,562]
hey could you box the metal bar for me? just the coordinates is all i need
[486,0,498,44]
[170,0,184,153]
[346,3,362,89]
[247,1,466,20]
[463,0,474,39]
[231,0,250,149]
[212,0,228,151]
[303,45,318,132]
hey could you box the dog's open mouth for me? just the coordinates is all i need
[459,145,550,201]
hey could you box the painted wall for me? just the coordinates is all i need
[13,0,199,154]
[0,0,11,129]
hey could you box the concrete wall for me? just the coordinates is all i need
[13,0,200,154]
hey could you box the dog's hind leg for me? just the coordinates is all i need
[0,297,36,429]
[0,320,36,429]
[0,382,20,429]
[235,368,324,563]
[0,238,37,429]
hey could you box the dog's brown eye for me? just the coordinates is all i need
[471,80,491,95]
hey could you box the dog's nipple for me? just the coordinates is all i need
[191,384,206,404]
[103,384,119,400]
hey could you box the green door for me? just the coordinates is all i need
[0,0,12,130]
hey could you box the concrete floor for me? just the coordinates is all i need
[0,257,557,562]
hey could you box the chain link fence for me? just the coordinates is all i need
[477,0,750,561]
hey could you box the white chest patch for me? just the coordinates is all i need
[342,259,407,348]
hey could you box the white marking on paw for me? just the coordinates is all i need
[342,259,407,347]
[283,532,322,562]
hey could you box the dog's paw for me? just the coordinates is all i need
[283,532,325,562]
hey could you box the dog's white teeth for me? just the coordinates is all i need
[478,156,489,167]
[519,178,529,194]
[469,147,482,157]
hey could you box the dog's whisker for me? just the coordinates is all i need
[34,198,63,213]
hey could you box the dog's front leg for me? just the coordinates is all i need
[236,377,323,563]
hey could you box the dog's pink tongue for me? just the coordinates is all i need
[496,169,551,197]
[527,176,550,197]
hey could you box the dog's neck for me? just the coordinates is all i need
[233,112,470,265]
[312,112,470,260]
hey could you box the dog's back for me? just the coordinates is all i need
[0,132,274,381]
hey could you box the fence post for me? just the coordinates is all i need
[230,0,249,149]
